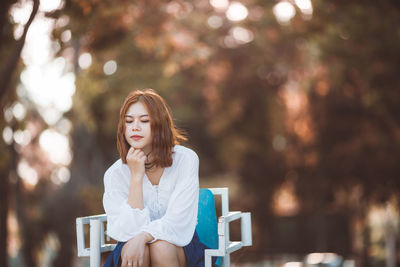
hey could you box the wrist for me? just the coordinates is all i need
[130,174,143,182]
[140,232,154,243]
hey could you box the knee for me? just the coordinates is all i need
[149,240,178,264]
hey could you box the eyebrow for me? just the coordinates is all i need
[124,114,149,118]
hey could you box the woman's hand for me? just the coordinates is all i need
[121,232,152,267]
[126,147,147,209]
[126,147,146,182]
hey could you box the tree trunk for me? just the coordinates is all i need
[0,0,16,50]
[384,204,396,267]
[0,164,10,267]
[0,1,40,264]
[360,203,371,267]
[0,0,39,103]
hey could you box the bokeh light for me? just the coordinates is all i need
[20,57,76,124]
[295,0,313,17]
[284,262,303,267]
[226,2,248,22]
[306,253,324,264]
[22,16,56,65]
[273,1,296,25]
[231,26,254,44]
[78,52,92,69]
[207,15,224,29]
[60,29,71,43]
[210,0,229,11]
[272,135,287,152]
[17,160,39,187]
[56,118,73,135]
[39,0,64,12]
[10,0,32,39]
[12,102,26,121]
[3,106,13,123]
[39,129,72,165]
[55,15,70,28]
[13,129,31,146]
[51,167,71,185]
[103,60,117,75]
[2,127,13,145]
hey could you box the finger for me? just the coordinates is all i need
[127,149,136,159]
[131,150,145,159]
[134,149,144,156]
[126,259,134,267]
[129,150,138,158]
[138,152,146,160]
[128,259,135,267]
[128,148,141,158]
[121,257,126,267]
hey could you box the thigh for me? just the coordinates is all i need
[142,244,150,267]
[176,245,186,267]
[150,240,186,267]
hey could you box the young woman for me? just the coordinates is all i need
[103,89,210,267]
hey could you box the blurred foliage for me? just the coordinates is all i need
[54,0,400,262]
[1,0,40,266]
[1,0,400,266]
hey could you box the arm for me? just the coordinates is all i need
[117,148,156,266]
[140,150,199,246]
[120,232,153,267]
[103,172,150,241]
[103,148,151,242]
[126,147,146,209]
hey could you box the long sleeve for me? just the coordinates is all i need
[141,150,199,247]
[103,165,151,242]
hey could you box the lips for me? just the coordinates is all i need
[131,135,143,141]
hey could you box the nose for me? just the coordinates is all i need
[132,119,141,130]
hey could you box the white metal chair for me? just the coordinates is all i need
[76,187,252,267]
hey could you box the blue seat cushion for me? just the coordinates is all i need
[196,189,222,266]
[196,189,218,249]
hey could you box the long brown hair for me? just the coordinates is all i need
[117,89,186,167]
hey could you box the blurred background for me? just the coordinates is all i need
[1,0,399,266]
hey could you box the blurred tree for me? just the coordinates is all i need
[289,1,400,264]
[52,0,292,259]
[1,0,399,265]
[0,0,38,102]
[0,0,39,266]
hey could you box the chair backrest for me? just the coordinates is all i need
[196,188,218,249]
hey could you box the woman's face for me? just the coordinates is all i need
[124,102,152,154]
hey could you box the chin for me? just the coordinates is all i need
[131,144,144,149]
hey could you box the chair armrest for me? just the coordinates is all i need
[204,211,252,267]
[76,214,116,257]
[218,211,252,248]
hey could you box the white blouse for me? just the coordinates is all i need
[103,145,199,247]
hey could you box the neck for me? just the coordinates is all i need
[145,162,156,171]
[142,145,151,155]
[145,150,156,171]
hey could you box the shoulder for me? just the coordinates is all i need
[104,158,125,184]
[173,145,199,163]
[171,146,199,185]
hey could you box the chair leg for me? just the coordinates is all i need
[223,254,230,267]
[90,219,101,267]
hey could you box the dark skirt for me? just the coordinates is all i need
[103,231,217,267]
